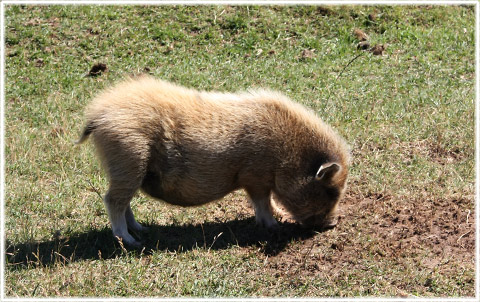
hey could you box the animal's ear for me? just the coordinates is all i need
[315,162,341,182]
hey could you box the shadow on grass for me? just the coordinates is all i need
[6,217,325,270]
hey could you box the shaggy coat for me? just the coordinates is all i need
[78,76,349,247]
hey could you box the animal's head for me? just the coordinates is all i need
[273,161,348,229]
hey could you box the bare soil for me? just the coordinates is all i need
[260,191,475,296]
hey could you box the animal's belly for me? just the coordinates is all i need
[140,171,237,207]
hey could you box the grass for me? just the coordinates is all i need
[3,4,476,298]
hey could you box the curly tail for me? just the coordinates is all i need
[76,121,96,144]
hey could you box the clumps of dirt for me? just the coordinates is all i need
[368,13,377,22]
[428,143,464,165]
[260,190,474,295]
[348,193,475,277]
[300,49,316,60]
[352,28,386,56]
[87,63,107,77]
[393,197,473,253]
[370,44,386,55]
[353,28,369,41]
[357,41,370,50]
[341,192,475,255]
[316,6,334,16]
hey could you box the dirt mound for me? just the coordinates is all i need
[262,192,475,295]
[340,193,475,259]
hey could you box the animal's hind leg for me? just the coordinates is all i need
[94,134,150,247]
[104,186,140,247]
[125,204,149,233]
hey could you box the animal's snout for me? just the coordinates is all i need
[300,214,338,230]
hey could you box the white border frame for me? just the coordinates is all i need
[0,1,5,301]
[0,0,479,4]
[0,1,478,301]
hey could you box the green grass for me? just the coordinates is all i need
[4,4,476,298]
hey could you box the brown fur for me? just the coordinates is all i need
[78,76,350,246]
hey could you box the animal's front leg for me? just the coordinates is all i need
[246,187,279,232]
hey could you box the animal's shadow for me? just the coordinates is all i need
[6,217,325,270]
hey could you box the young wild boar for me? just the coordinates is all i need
[77,76,349,247]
